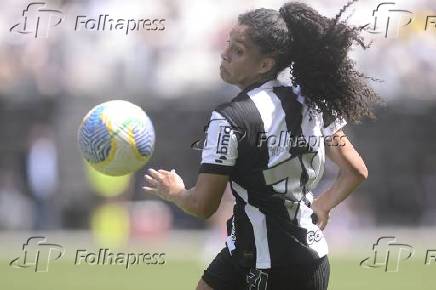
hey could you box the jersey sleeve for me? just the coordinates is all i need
[321,114,347,136]
[199,111,238,175]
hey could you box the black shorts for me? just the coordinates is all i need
[202,247,330,290]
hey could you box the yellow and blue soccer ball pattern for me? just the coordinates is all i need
[78,100,155,176]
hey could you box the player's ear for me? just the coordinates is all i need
[258,56,275,75]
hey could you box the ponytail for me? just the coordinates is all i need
[278,1,381,122]
[238,1,381,123]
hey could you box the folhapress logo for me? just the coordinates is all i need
[10,2,167,38]
[9,236,64,272]
[360,236,414,272]
[10,2,63,38]
[190,118,245,152]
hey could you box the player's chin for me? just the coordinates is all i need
[219,67,234,84]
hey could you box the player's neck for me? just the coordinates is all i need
[239,75,276,92]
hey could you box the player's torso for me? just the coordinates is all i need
[218,80,326,204]
[217,79,329,268]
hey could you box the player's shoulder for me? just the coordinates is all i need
[212,91,249,126]
[216,89,249,109]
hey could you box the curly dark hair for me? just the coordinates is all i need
[238,0,382,123]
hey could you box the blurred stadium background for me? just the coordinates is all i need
[0,0,435,289]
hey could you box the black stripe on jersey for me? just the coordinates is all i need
[199,163,234,175]
[229,186,257,268]
[273,86,312,196]
[272,86,304,156]
[216,92,273,267]
[215,93,271,195]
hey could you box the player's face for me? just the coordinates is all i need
[220,25,274,90]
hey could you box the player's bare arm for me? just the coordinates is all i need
[144,169,228,219]
[312,129,368,230]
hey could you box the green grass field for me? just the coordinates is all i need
[1,255,433,290]
[2,229,435,290]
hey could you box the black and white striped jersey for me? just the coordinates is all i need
[199,78,347,269]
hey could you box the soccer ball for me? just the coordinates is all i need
[78,100,155,176]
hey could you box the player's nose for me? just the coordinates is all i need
[221,48,230,63]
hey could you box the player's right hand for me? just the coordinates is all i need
[143,168,186,202]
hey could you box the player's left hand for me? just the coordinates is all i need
[143,168,186,202]
[311,198,331,231]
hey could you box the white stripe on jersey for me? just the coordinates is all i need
[201,111,238,166]
[232,181,271,269]
[248,80,329,260]
[248,83,292,195]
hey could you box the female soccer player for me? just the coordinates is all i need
[144,1,380,289]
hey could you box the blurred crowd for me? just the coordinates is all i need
[0,0,435,234]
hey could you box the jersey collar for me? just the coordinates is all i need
[241,77,278,94]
